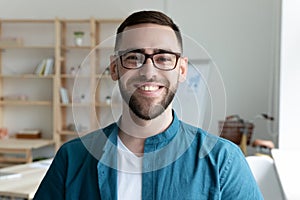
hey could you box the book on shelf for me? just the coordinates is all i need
[43,58,54,75]
[60,87,69,104]
[34,58,54,76]
[34,59,46,75]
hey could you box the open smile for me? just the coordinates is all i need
[135,83,165,96]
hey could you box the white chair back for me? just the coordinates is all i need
[246,156,285,200]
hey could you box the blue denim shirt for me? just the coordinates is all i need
[34,112,263,200]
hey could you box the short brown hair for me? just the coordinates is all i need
[114,10,183,52]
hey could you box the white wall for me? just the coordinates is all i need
[0,0,164,19]
[279,0,300,149]
[0,0,281,146]
[167,0,281,142]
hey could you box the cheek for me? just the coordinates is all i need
[168,71,181,83]
[162,75,179,93]
[118,69,135,87]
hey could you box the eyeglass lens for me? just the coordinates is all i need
[121,52,179,70]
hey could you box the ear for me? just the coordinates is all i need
[178,56,188,83]
[110,55,119,81]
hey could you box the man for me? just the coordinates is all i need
[34,10,263,200]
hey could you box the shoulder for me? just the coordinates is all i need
[58,123,117,160]
[180,121,240,149]
[180,122,263,198]
[179,120,243,160]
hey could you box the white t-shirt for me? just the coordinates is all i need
[117,136,142,200]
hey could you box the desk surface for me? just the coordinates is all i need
[0,138,53,149]
[0,159,51,199]
[272,149,300,200]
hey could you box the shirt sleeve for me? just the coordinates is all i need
[219,146,264,200]
[33,145,67,200]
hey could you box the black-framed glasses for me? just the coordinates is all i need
[116,49,181,71]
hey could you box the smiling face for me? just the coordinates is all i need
[111,24,188,120]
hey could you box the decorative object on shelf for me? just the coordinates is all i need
[70,67,76,76]
[81,94,86,102]
[0,128,8,139]
[15,129,41,139]
[104,68,110,75]
[0,37,23,47]
[77,124,88,132]
[73,31,85,46]
[105,96,111,105]
[18,94,28,101]
[0,94,28,101]
[67,123,76,131]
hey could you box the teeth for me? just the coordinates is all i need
[140,85,159,91]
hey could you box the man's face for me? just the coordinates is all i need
[111,23,188,120]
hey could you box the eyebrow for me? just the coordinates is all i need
[117,48,177,55]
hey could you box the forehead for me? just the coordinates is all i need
[118,23,181,52]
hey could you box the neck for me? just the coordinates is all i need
[118,103,173,155]
[119,103,173,138]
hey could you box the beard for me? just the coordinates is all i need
[118,77,178,120]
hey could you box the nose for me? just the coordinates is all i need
[138,57,158,79]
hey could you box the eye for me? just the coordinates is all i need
[124,53,139,61]
[155,54,174,63]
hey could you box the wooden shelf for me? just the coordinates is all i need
[61,46,92,50]
[0,19,54,23]
[94,46,114,50]
[95,102,117,107]
[60,74,90,78]
[60,102,119,107]
[60,103,91,107]
[0,18,122,151]
[60,19,91,23]
[96,74,111,79]
[0,74,54,79]
[58,130,90,136]
[0,101,52,106]
[0,46,55,50]
[96,19,123,23]
[58,130,77,135]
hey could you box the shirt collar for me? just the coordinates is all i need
[103,110,180,145]
[144,110,180,145]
